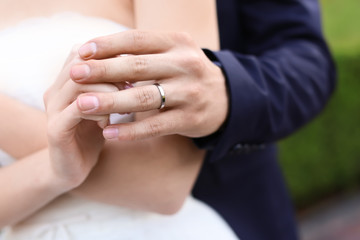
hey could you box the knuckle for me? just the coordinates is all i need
[145,120,162,138]
[186,83,202,101]
[135,87,156,111]
[130,30,147,49]
[171,32,194,46]
[129,56,148,78]
[125,125,138,141]
[176,53,205,77]
[101,92,117,112]
[89,60,107,78]
[185,54,205,75]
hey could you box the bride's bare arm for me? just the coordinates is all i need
[0,149,75,228]
[0,54,108,228]
[0,94,47,159]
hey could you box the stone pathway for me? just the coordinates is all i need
[299,192,360,240]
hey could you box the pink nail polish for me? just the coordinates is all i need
[103,127,119,140]
[78,42,97,59]
[124,82,134,89]
[78,96,99,111]
[71,64,90,80]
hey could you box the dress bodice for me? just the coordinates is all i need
[0,12,127,110]
[0,12,130,167]
[0,12,238,240]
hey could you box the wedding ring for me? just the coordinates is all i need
[153,83,165,109]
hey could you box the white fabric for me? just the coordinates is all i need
[0,12,238,240]
[2,195,238,240]
[0,12,130,167]
[0,151,14,167]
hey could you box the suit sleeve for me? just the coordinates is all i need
[193,0,336,162]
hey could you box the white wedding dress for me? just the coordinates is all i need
[0,13,238,240]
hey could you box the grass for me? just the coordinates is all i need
[320,0,360,55]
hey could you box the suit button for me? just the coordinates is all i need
[230,143,265,155]
[230,143,245,154]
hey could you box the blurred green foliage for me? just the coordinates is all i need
[279,0,360,208]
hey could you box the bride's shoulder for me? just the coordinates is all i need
[0,12,128,35]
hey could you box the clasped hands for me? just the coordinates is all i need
[44,30,228,187]
[72,30,228,140]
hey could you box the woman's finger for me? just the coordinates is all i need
[51,100,109,136]
[48,82,119,114]
[71,53,180,83]
[77,30,175,59]
[77,83,177,114]
[47,47,84,91]
[52,101,83,133]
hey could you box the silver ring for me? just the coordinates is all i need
[153,83,165,109]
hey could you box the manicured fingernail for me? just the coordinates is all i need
[71,64,90,80]
[78,42,97,59]
[103,127,119,140]
[78,96,99,111]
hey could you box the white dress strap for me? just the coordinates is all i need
[0,150,15,167]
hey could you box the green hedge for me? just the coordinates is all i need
[279,54,360,208]
[278,0,360,209]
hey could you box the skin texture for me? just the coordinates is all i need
[0,0,135,30]
[0,0,224,227]
[0,95,47,159]
[73,0,227,141]
[73,30,228,140]
[0,149,66,227]
[134,0,219,50]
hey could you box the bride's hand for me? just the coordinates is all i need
[43,48,119,188]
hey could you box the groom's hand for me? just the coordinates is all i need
[71,30,228,141]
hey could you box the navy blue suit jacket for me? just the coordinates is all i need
[192,0,336,239]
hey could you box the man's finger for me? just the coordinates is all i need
[77,83,176,114]
[78,30,174,59]
[71,54,179,83]
[102,111,179,141]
